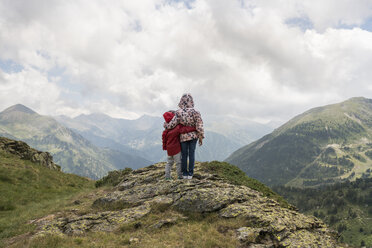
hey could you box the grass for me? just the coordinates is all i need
[200,161,292,209]
[95,167,133,187]
[0,151,94,247]
[25,210,247,248]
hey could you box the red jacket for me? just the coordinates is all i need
[162,112,196,156]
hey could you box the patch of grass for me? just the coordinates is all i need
[26,209,246,248]
[0,151,94,245]
[119,221,142,233]
[150,202,172,214]
[200,161,292,209]
[29,235,65,248]
[92,200,136,211]
[0,201,16,211]
[95,167,133,187]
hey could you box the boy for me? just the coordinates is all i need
[162,111,196,180]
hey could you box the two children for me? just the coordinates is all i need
[162,111,196,180]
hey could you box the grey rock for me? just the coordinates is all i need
[0,137,60,171]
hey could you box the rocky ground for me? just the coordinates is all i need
[34,162,342,248]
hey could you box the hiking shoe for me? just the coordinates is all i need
[183,176,188,179]
[187,175,193,179]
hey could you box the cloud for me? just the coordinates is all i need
[0,0,372,123]
[0,67,61,114]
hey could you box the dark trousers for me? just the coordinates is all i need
[181,139,197,176]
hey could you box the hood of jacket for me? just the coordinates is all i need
[163,111,175,123]
[178,93,194,109]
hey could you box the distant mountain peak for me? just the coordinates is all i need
[137,114,159,120]
[345,96,372,104]
[1,104,37,115]
[75,112,113,122]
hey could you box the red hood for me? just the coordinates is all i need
[163,112,175,123]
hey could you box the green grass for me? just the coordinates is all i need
[0,151,94,247]
[25,211,246,248]
[200,161,292,209]
[95,167,133,187]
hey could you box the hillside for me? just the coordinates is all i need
[3,160,341,247]
[0,105,152,179]
[274,178,372,247]
[0,137,94,247]
[226,97,372,187]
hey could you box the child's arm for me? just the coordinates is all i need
[162,130,168,150]
[178,125,197,134]
[163,114,179,130]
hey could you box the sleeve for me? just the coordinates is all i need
[163,113,179,130]
[162,130,168,150]
[194,111,204,139]
[179,125,197,134]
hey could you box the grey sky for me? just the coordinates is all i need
[1,0,372,124]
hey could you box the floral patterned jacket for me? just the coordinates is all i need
[164,93,204,142]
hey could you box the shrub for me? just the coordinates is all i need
[95,168,133,187]
[200,161,291,209]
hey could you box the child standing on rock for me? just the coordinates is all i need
[162,111,196,180]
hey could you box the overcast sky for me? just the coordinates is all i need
[1,0,372,124]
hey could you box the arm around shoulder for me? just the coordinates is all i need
[163,114,179,130]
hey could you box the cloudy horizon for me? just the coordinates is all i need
[1,0,372,125]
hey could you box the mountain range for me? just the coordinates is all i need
[0,104,273,179]
[226,97,372,187]
[0,104,151,179]
[55,112,273,163]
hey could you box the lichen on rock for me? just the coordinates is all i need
[0,137,60,170]
[38,204,151,236]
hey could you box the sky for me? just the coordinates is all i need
[1,0,372,125]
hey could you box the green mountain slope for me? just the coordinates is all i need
[274,178,372,247]
[0,104,152,179]
[226,97,372,186]
[0,137,94,246]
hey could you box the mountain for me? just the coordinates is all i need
[226,97,372,187]
[204,115,274,145]
[7,161,340,248]
[55,113,273,163]
[0,137,94,244]
[0,104,152,179]
[55,113,165,161]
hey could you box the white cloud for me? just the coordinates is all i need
[1,0,372,123]
[0,68,61,114]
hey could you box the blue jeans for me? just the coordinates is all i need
[181,139,197,176]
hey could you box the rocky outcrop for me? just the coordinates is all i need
[36,163,340,247]
[0,137,60,171]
